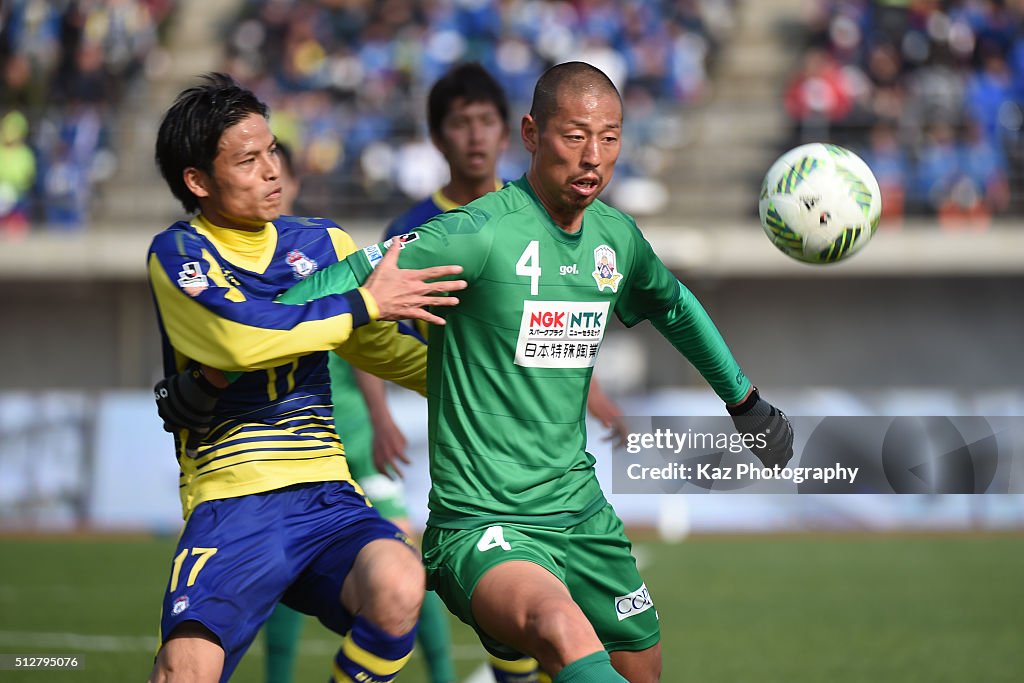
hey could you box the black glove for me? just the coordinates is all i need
[154,363,223,458]
[727,388,794,469]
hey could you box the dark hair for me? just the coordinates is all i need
[155,73,269,213]
[427,62,509,137]
[529,61,620,131]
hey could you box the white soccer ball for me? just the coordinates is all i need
[758,143,881,264]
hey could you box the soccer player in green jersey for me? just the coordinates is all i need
[282,61,794,682]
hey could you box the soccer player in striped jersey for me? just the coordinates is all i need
[146,74,465,683]
[284,62,794,682]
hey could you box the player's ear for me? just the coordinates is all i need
[183,167,211,199]
[521,114,539,154]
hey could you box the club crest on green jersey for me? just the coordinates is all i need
[592,245,623,293]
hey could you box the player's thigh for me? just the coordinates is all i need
[565,505,661,654]
[473,559,606,671]
[422,523,568,660]
[281,483,416,635]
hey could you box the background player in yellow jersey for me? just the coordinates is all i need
[146,74,465,683]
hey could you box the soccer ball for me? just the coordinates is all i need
[758,143,881,264]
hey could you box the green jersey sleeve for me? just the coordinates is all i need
[649,281,751,404]
[613,222,681,326]
[617,224,751,405]
[346,206,494,284]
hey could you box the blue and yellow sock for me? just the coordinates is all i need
[489,654,547,683]
[417,590,455,683]
[552,651,627,683]
[330,615,415,683]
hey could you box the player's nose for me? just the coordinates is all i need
[263,152,281,180]
[580,138,601,168]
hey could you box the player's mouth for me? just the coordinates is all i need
[266,187,282,201]
[465,151,488,167]
[570,176,601,197]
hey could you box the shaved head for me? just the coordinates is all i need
[529,61,621,131]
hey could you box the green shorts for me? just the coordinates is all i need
[422,504,660,659]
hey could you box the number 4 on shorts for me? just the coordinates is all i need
[476,525,512,552]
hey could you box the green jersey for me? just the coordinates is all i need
[338,176,751,528]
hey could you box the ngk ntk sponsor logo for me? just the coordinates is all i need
[614,583,654,621]
[514,300,609,368]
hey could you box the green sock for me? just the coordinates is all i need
[552,651,627,683]
[416,590,456,683]
[264,604,305,683]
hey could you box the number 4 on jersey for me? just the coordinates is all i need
[476,525,512,552]
[516,241,541,296]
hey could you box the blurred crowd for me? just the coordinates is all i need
[224,0,737,218]
[785,0,1024,227]
[0,0,172,236]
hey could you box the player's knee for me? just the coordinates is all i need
[391,556,426,613]
[525,598,592,652]
[611,644,662,683]
[150,622,223,682]
[365,550,425,635]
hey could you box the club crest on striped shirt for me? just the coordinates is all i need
[592,245,622,293]
[287,250,318,279]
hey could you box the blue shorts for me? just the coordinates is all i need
[158,481,410,680]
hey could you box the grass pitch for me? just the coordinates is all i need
[0,532,1021,681]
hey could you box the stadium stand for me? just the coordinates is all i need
[2,0,1024,391]
[784,0,1024,225]
[0,0,174,234]
[222,0,740,219]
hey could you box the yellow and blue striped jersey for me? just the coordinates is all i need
[147,214,426,518]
